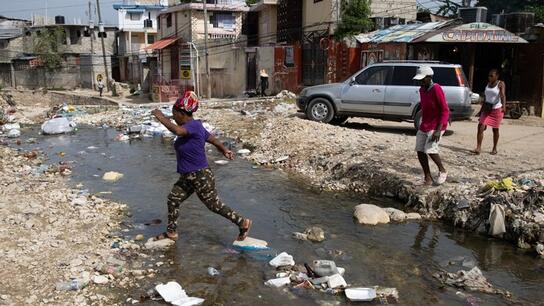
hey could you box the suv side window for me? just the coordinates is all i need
[355,66,391,85]
[392,66,417,86]
[432,67,459,86]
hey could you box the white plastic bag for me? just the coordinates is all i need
[488,204,506,236]
[41,117,76,135]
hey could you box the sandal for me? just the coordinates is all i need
[153,232,178,241]
[237,219,252,241]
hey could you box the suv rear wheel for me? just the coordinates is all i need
[306,98,335,123]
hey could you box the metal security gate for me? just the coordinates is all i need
[302,31,327,86]
[246,52,257,90]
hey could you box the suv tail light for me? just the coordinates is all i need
[455,68,466,87]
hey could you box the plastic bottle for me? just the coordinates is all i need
[55,279,85,291]
[207,267,220,276]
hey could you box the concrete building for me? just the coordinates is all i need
[301,0,417,35]
[15,23,118,89]
[114,0,167,88]
[0,16,31,87]
[150,0,249,100]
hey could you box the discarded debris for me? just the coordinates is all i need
[7,129,20,138]
[214,160,229,165]
[237,148,251,155]
[434,267,511,297]
[326,274,347,289]
[345,287,376,302]
[483,177,514,191]
[207,267,220,277]
[269,252,295,267]
[232,237,269,250]
[264,277,291,288]
[92,275,109,285]
[41,117,76,135]
[155,281,205,306]
[311,260,339,277]
[488,204,506,237]
[102,171,124,182]
[274,90,297,100]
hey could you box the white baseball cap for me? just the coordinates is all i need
[413,65,434,80]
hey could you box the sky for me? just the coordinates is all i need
[0,0,118,26]
[0,0,451,27]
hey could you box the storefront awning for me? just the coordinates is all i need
[416,22,528,44]
[145,37,179,50]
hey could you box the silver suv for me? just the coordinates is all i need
[296,61,474,128]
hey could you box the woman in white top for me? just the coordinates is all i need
[472,69,507,155]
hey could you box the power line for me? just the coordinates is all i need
[0,0,119,14]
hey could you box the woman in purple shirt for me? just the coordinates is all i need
[151,93,252,242]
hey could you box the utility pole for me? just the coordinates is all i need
[203,0,211,98]
[96,0,110,91]
[89,1,95,90]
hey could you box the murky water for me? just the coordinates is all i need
[21,127,544,305]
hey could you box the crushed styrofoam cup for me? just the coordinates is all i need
[345,287,377,302]
[155,281,204,306]
[327,274,347,289]
[264,277,291,288]
[269,252,295,267]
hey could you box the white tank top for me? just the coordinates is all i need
[485,81,503,109]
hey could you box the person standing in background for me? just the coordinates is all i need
[472,69,507,155]
[260,69,269,97]
[413,66,449,186]
[97,78,105,97]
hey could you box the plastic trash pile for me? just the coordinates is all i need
[107,105,222,142]
[263,252,398,303]
[0,104,21,139]
[434,267,511,298]
[274,90,297,100]
[41,117,77,135]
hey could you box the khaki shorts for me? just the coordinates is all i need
[415,130,444,154]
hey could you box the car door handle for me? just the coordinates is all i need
[372,89,382,93]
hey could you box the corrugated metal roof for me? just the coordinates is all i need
[145,37,179,50]
[355,21,455,44]
[0,28,23,40]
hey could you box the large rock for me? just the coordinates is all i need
[353,204,390,225]
[304,226,325,242]
[384,208,407,222]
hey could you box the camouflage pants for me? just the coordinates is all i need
[167,168,245,233]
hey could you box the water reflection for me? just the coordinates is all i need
[19,126,544,305]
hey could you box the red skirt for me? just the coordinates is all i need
[480,108,504,128]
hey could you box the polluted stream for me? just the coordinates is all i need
[20,126,544,306]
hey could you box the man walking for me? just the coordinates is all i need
[413,66,449,186]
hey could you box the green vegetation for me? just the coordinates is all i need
[335,0,373,39]
[32,27,66,70]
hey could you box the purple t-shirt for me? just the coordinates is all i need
[174,120,211,174]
